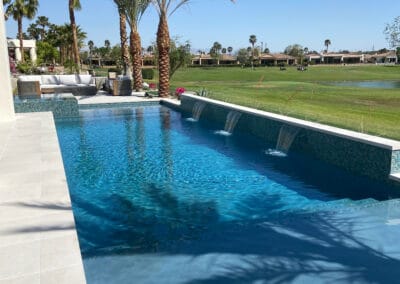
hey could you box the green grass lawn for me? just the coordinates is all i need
[170,65,400,141]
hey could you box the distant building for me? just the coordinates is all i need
[192,53,296,66]
[191,53,237,65]
[305,53,364,64]
[7,38,37,63]
[364,51,398,64]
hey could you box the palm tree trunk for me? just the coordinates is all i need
[119,10,131,77]
[157,12,170,97]
[69,0,80,73]
[130,29,143,91]
[18,17,24,63]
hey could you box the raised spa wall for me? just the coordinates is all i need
[178,94,400,185]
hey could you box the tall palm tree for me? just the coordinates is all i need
[69,0,81,72]
[153,0,234,97]
[118,0,150,91]
[114,0,131,77]
[27,23,39,40]
[36,15,49,40]
[324,39,331,53]
[3,0,38,63]
[87,40,94,67]
[249,34,257,69]
[104,39,111,49]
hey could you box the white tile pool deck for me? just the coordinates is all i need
[0,112,86,283]
[0,94,174,283]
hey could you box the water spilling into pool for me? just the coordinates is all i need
[55,105,400,283]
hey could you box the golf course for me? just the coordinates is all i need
[171,65,400,140]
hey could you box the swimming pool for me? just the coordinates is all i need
[56,105,400,283]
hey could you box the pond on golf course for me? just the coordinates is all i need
[329,81,400,89]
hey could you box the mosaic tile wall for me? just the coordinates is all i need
[392,151,400,174]
[14,94,79,118]
[181,95,399,182]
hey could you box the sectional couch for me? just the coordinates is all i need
[17,74,97,97]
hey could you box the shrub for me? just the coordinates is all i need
[17,61,33,74]
[142,68,154,80]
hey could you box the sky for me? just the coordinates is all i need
[5,0,400,53]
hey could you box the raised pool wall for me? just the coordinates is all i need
[179,94,400,186]
[14,93,79,118]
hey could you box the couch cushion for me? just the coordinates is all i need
[41,75,60,85]
[59,75,78,85]
[18,75,42,82]
[77,75,93,85]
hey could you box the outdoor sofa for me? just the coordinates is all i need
[17,74,97,98]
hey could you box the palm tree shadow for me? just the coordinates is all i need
[182,210,400,284]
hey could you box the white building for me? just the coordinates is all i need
[7,38,37,63]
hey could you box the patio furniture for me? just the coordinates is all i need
[106,75,132,96]
[17,74,97,97]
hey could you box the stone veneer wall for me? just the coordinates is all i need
[180,94,400,183]
[14,94,79,118]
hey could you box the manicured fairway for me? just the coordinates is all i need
[171,65,400,140]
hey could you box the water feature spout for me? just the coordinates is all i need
[186,101,206,122]
[266,125,300,157]
[215,111,242,136]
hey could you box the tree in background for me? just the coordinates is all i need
[153,0,235,97]
[46,23,86,66]
[36,15,49,40]
[263,47,270,54]
[284,44,304,63]
[227,46,233,55]
[3,0,39,62]
[168,39,191,79]
[384,16,400,49]
[69,0,81,72]
[324,39,331,53]
[249,34,257,69]
[210,41,222,64]
[36,41,58,63]
[119,0,150,91]
[237,48,249,66]
[221,47,227,55]
[114,0,131,77]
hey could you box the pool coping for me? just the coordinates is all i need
[0,112,86,283]
[180,93,400,151]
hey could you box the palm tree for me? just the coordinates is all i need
[153,0,234,97]
[114,0,131,77]
[221,47,227,55]
[69,0,81,72]
[36,15,49,40]
[324,39,331,53]
[104,39,111,49]
[27,23,39,40]
[249,34,257,69]
[227,46,233,55]
[88,40,94,53]
[118,0,150,91]
[3,0,39,63]
[87,40,94,67]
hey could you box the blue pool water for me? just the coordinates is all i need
[55,105,400,283]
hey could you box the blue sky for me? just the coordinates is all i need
[5,0,400,53]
